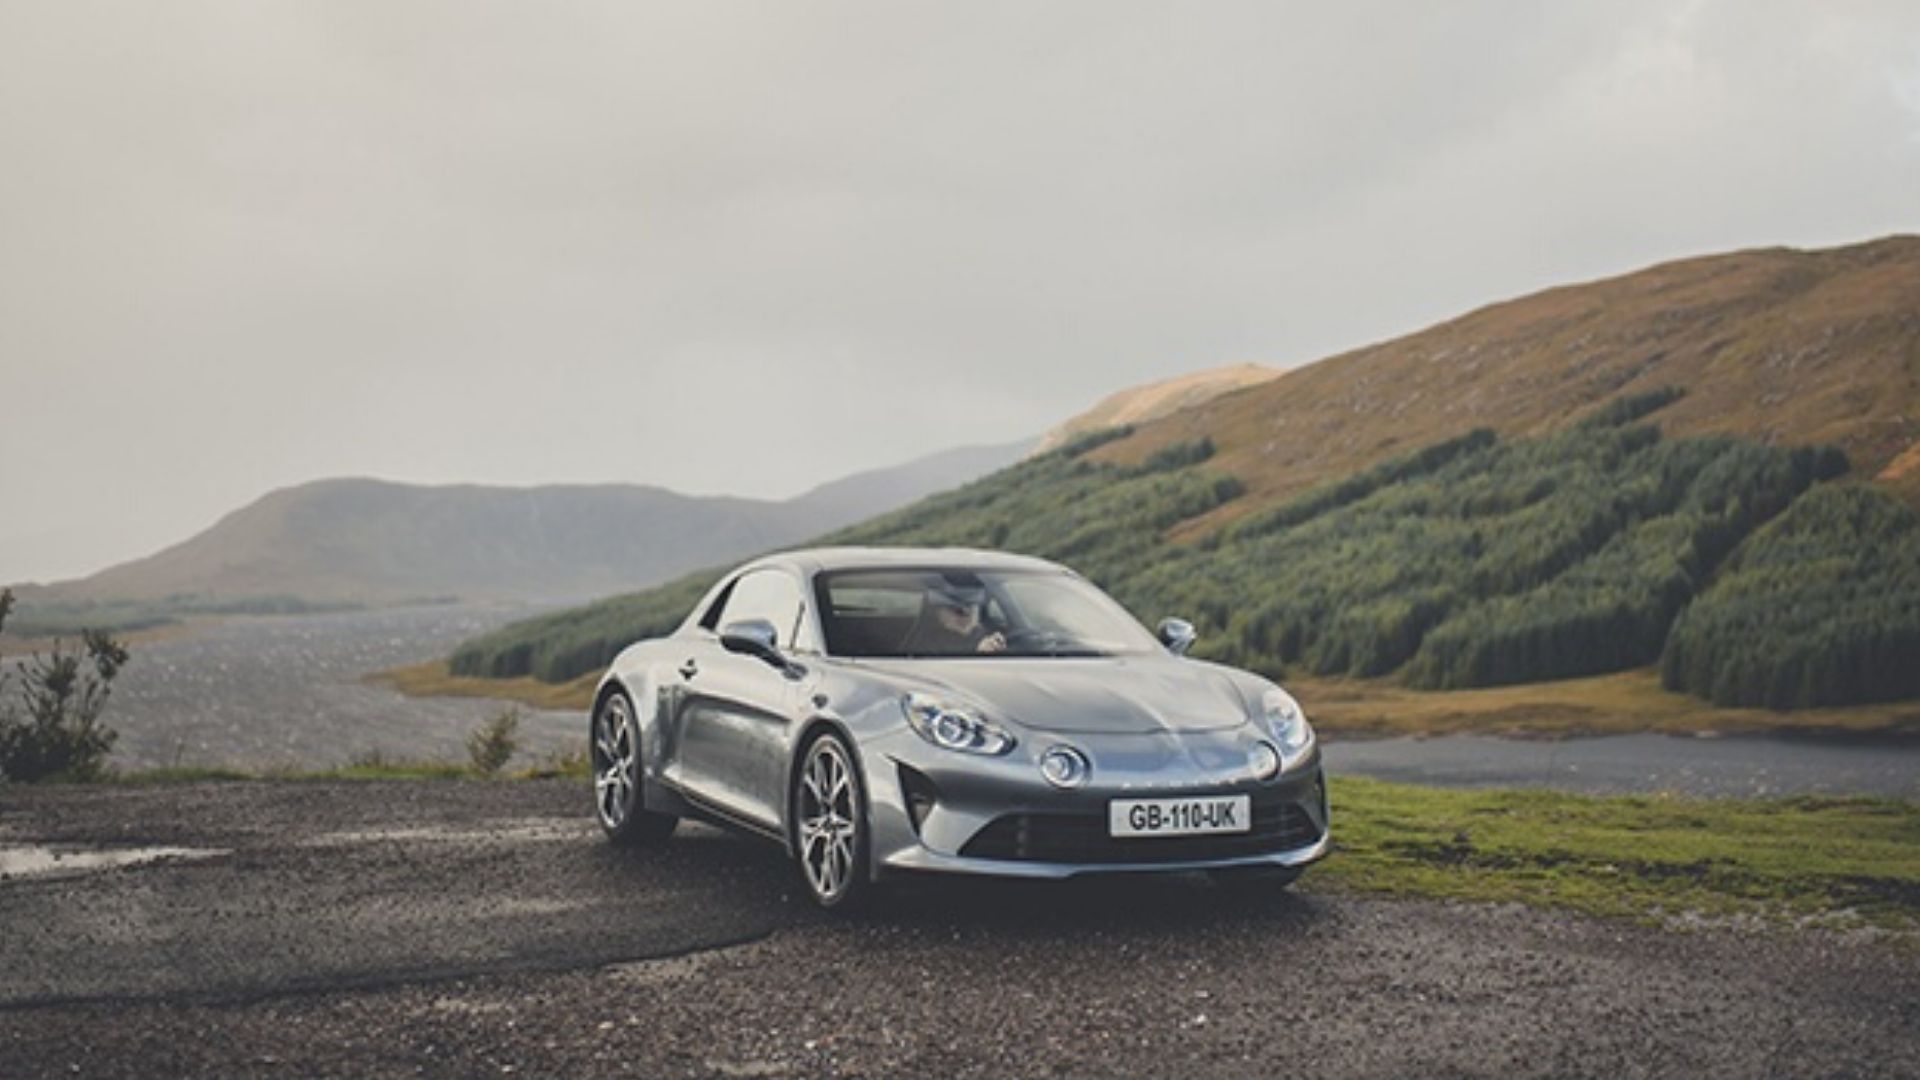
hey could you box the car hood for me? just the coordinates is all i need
[853,655,1253,735]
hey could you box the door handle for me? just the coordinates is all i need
[678,658,699,680]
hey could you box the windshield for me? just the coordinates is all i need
[814,567,1162,659]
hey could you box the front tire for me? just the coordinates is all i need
[792,731,871,910]
[592,689,676,846]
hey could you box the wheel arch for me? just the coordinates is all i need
[591,672,675,813]
[588,675,633,751]
[784,715,865,859]
[591,675,629,716]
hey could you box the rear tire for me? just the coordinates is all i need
[592,688,677,847]
[792,730,871,910]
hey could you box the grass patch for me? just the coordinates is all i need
[1319,775,1920,931]
[112,765,261,784]
[110,761,469,783]
[1291,668,1920,740]
[111,748,591,785]
[369,661,598,712]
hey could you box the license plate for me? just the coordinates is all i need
[1108,795,1251,838]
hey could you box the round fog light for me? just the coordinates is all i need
[1249,741,1281,780]
[1039,746,1090,789]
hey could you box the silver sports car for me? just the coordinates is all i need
[590,547,1328,908]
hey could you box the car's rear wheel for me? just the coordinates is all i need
[793,731,870,910]
[593,689,676,846]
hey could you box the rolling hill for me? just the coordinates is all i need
[11,440,1030,612]
[1097,235,1920,534]
[1029,363,1281,456]
[449,237,1920,712]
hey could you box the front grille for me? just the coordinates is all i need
[959,798,1321,865]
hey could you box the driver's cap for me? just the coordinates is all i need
[926,582,985,610]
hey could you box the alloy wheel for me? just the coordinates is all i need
[593,693,638,830]
[797,736,862,903]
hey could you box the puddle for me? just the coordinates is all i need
[0,844,229,881]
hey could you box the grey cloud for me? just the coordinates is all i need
[2,1,1916,582]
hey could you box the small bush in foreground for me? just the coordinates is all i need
[0,588,129,782]
[466,706,522,776]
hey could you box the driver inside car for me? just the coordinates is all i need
[900,581,1008,655]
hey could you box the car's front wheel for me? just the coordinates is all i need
[792,730,871,909]
[592,688,676,846]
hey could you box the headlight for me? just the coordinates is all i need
[901,692,1016,756]
[1261,687,1314,756]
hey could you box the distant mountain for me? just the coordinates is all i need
[1031,363,1280,456]
[778,442,1033,526]
[19,439,1031,607]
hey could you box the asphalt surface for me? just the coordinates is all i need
[3,781,1916,1078]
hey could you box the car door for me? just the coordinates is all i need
[665,568,810,830]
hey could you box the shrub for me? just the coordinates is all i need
[466,706,522,776]
[0,589,129,782]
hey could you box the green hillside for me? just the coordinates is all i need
[1662,484,1920,708]
[448,392,1918,710]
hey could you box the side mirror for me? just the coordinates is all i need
[719,618,784,666]
[1157,617,1197,656]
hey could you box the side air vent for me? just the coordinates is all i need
[897,763,940,834]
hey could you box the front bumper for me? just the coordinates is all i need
[861,725,1329,880]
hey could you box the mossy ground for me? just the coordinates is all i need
[112,749,589,786]
[1318,775,1920,932]
[369,660,601,712]
[1292,668,1920,739]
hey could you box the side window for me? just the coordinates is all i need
[713,570,805,649]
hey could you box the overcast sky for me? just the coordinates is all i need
[2,1,1917,584]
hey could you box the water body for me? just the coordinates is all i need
[19,605,1918,797]
[1323,733,1920,799]
[73,604,583,771]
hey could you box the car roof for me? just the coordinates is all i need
[742,546,1069,577]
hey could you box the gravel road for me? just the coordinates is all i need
[3,780,1915,1078]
